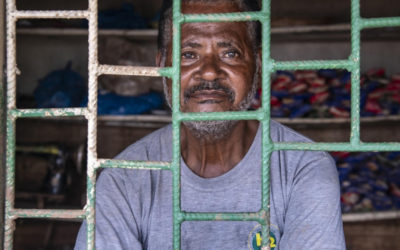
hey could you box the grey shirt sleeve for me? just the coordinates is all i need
[279,152,345,250]
[74,169,144,250]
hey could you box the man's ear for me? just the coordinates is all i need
[156,51,162,67]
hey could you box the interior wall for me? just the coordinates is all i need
[16,37,400,96]
[271,40,400,76]
[16,0,163,19]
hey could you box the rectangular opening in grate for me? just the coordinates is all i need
[15,117,87,209]
[16,19,88,109]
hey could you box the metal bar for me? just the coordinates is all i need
[0,0,5,246]
[98,65,162,77]
[94,114,400,125]
[361,17,400,29]
[272,23,351,34]
[98,159,171,171]
[9,108,87,118]
[4,116,15,250]
[183,11,268,23]
[158,67,174,78]
[274,59,352,71]
[171,0,182,248]
[273,142,400,152]
[4,0,17,248]
[9,209,85,219]
[14,10,89,19]
[177,110,264,121]
[349,0,361,145]
[6,0,16,111]
[261,0,272,248]
[17,28,158,37]
[16,24,353,36]
[182,211,267,224]
[85,0,99,249]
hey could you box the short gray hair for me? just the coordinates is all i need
[157,0,261,63]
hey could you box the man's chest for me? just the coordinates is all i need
[140,175,282,250]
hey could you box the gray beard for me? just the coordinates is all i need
[163,73,258,141]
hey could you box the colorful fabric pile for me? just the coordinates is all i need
[252,69,400,118]
[332,151,400,213]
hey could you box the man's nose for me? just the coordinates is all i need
[197,55,223,81]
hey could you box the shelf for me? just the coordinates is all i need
[16,24,400,43]
[16,192,66,209]
[16,24,351,37]
[17,28,158,39]
[101,114,400,126]
[24,114,400,126]
[16,192,65,200]
[343,210,400,222]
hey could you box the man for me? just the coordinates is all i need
[75,0,345,249]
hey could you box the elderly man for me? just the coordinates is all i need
[75,0,345,249]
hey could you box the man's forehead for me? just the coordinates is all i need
[181,39,238,48]
[180,22,250,47]
[181,0,240,14]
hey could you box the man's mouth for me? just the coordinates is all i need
[183,81,235,104]
[189,90,228,104]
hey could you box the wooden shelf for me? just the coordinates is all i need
[16,24,400,41]
[101,114,400,126]
[15,24,351,38]
[17,28,158,39]
[343,210,400,222]
[17,24,350,36]
[24,114,400,126]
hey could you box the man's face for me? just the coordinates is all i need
[164,1,258,114]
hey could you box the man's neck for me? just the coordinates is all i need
[181,120,259,178]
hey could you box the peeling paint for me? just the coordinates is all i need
[98,65,162,77]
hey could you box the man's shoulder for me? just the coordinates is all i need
[115,124,172,161]
[269,119,336,173]
[270,119,313,143]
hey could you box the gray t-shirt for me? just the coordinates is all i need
[75,121,345,250]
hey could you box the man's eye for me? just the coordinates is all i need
[223,50,240,58]
[182,52,196,59]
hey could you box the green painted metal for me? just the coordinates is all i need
[274,60,352,71]
[362,17,400,28]
[2,0,400,249]
[183,11,268,23]
[273,142,400,152]
[9,108,87,118]
[178,110,264,121]
[99,159,171,171]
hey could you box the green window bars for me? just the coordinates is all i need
[2,0,400,249]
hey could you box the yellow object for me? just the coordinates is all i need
[256,233,262,246]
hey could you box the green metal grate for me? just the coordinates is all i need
[2,0,400,249]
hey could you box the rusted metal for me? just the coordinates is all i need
[98,159,171,171]
[0,0,5,247]
[14,10,89,19]
[98,65,162,77]
[9,209,85,219]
